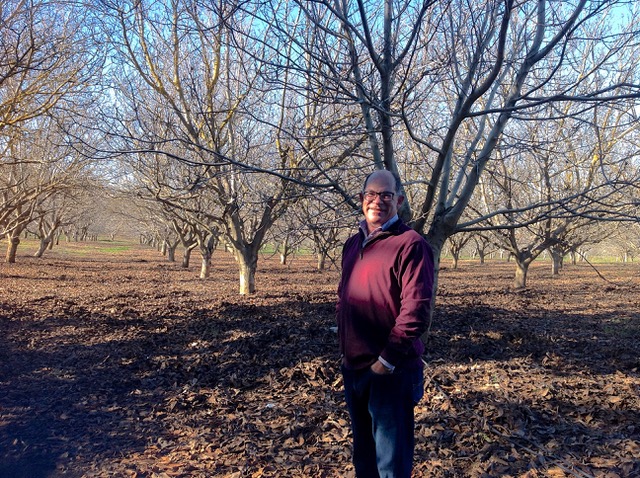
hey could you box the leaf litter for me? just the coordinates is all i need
[0,249,638,477]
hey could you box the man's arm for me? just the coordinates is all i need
[379,236,435,367]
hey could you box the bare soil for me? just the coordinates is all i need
[1,242,639,478]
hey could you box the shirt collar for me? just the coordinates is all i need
[359,214,400,236]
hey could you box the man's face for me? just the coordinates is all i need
[360,172,404,231]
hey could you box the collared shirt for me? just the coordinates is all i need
[360,214,400,248]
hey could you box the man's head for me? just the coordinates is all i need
[360,170,404,231]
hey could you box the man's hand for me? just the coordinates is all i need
[371,359,393,375]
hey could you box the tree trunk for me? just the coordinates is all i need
[199,233,218,279]
[419,238,442,347]
[237,249,258,294]
[167,246,176,262]
[279,237,289,265]
[34,238,51,258]
[451,251,459,269]
[5,234,20,263]
[200,252,211,279]
[478,249,485,264]
[550,248,563,276]
[514,260,529,289]
[317,251,326,271]
[166,240,179,262]
[182,244,196,268]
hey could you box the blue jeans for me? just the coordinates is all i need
[342,365,424,478]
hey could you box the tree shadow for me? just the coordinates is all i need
[1,286,638,476]
[428,302,640,374]
[414,301,640,475]
[0,295,341,477]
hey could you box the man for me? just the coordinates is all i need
[336,169,435,478]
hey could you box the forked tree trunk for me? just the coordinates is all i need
[182,243,196,268]
[199,236,217,279]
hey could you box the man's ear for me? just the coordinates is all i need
[358,192,364,203]
[397,194,405,206]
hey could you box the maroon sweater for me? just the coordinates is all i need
[337,220,435,371]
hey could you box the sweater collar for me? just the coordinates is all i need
[360,214,400,246]
[359,214,400,235]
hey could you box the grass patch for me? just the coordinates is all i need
[14,238,140,258]
[59,240,138,256]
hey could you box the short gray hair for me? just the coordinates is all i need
[363,170,402,193]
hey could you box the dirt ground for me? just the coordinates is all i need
[1,241,639,478]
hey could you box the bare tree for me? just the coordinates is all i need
[29,189,82,257]
[262,0,640,292]
[300,192,355,271]
[446,232,474,269]
[1,116,94,262]
[605,222,640,262]
[266,217,306,267]
[467,86,640,287]
[0,0,97,131]
[1,0,103,261]
[94,0,367,293]
[171,218,199,269]
[470,233,496,264]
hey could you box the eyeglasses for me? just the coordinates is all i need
[362,190,395,202]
